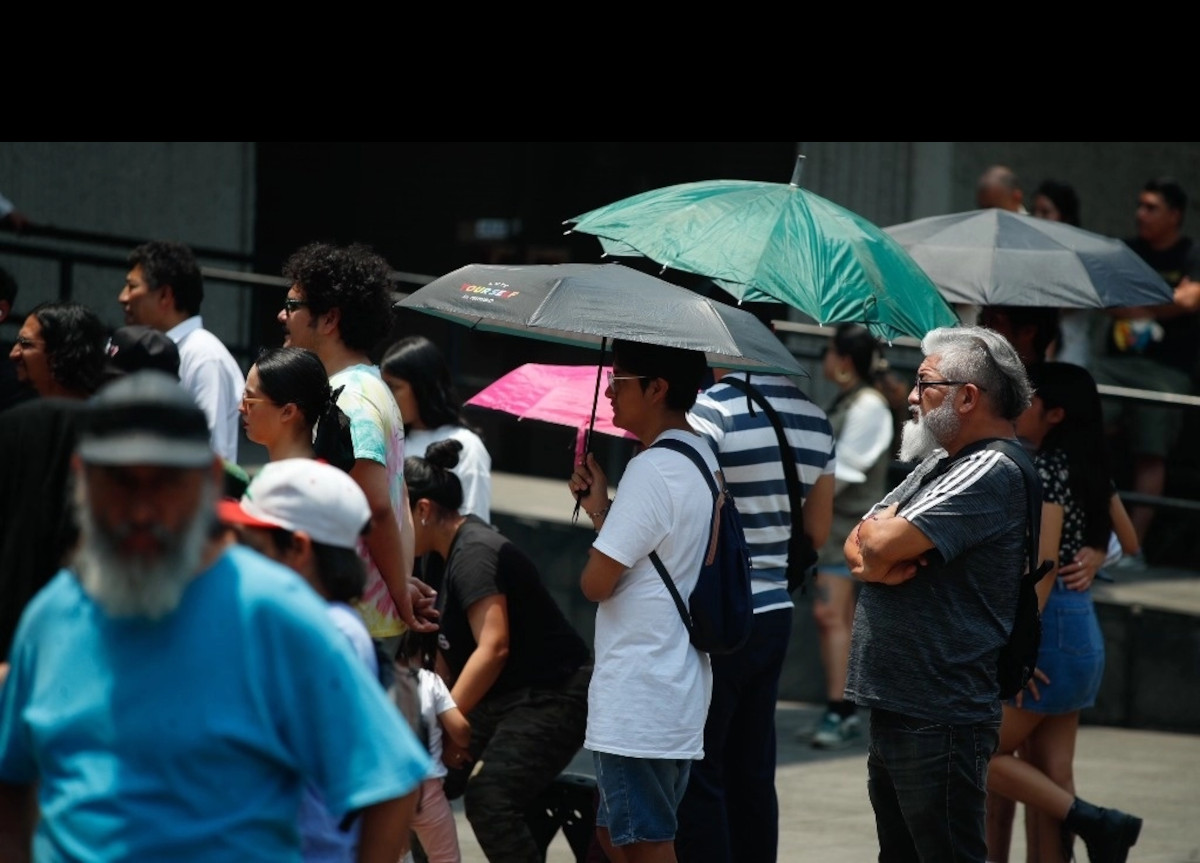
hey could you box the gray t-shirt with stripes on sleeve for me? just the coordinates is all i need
[845,443,1028,724]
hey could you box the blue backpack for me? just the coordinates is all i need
[648,438,754,655]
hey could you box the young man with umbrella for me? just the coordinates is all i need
[568,339,716,863]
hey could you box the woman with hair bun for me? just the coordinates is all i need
[404,438,590,862]
[240,346,355,473]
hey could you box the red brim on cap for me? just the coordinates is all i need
[216,498,283,531]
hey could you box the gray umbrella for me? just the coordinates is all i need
[397,261,808,376]
[883,209,1173,308]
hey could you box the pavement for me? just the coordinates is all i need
[450,701,1200,862]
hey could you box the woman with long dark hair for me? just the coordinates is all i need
[986,362,1142,863]
[240,346,355,472]
[382,336,492,521]
[404,438,590,862]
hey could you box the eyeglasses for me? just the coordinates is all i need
[282,298,309,314]
[607,371,650,390]
[915,378,975,397]
[14,336,42,351]
[240,394,272,409]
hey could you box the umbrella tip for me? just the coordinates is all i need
[790,154,806,187]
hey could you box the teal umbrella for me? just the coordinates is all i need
[564,156,959,343]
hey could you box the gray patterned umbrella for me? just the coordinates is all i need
[883,209,1173,308]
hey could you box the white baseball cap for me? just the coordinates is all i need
[217,458,370,550]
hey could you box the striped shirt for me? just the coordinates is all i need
[688,373,836,613]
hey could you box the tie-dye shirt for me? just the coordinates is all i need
[331,363,408,639]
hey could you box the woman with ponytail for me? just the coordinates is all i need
[240,347,355,472]
[809,323,894,750]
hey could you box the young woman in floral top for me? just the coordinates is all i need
[986,362,1142,863]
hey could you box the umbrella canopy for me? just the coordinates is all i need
[397,261,808,377]
[883,208,1174,309]
[563,157,959,343]
[465,363,636,463]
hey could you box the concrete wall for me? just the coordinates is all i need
[0,142,256,360]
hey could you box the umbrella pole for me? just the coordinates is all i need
[572,337,608,524]
[789,153,806,187]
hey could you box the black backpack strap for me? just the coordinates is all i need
[646,437,720,635]
[720,375,812,592]
[984,439,1054,584]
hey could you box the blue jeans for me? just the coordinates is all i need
[594,752,691,846]
[675,607,791,863]
[867,708,999,863]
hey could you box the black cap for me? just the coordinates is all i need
[79,371,212,468]
[104,326,181,381]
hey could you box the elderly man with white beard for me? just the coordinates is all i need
[842,325,1035,863]
[0,370,431,863]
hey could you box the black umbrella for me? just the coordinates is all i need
[397,262,808,376]
[399,261,808,521]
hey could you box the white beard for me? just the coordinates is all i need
[898,399,961,462]
[72,478,215,620]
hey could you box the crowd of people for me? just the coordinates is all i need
[0,162,1190,863]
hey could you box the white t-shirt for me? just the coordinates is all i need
[167,316,245,463]
[414,667,458,779]
[833,387,893,487]
[327,602,379,678]
[587,428,714,760]
[405,425,492,523]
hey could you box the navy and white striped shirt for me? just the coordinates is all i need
[689,373,836,613]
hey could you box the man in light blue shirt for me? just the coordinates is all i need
[0,371,429,862]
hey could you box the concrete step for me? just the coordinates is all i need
[489,471,1200,734]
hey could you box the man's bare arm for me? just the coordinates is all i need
[846,504,935,585]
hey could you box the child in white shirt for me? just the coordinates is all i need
[397,631,470,863]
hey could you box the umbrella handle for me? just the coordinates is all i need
[571,338,608,524]
[575,427,587,467]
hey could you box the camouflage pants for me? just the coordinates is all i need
[444,664,591,863]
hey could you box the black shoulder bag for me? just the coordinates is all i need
[720,376,818,595]
[984,439,1054,699]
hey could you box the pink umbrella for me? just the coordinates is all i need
[465,363,636,464]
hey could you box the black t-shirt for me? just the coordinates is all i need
[0,361,34,414]
[1108,235,1200,372]
[0,398,84,660]
[435,516,590,697]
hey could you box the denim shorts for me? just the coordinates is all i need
[1013,583,1105,714]
[593,751,691,846]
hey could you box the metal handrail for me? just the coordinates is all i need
[774,319,1200,411]
[3,235,1197,518]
